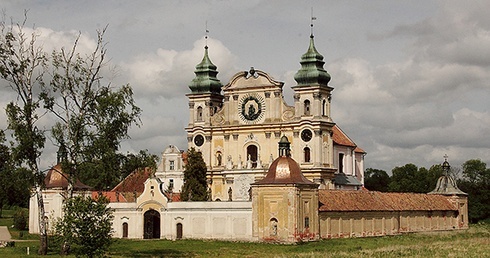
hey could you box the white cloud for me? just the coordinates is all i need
[122,37,237,100]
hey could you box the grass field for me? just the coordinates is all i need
[0,222,489,257]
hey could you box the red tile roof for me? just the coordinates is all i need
[318,190,457,212]
[332,125,357,148]
[354,146,366,154]
[91,191,128,202]
[44,164,91,190]
[111,167,153,193]
[165,192,181,202]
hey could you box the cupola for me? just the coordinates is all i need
[429,155,467,196]
[188,45,222,94]
[255,135,316,185]
[294,35,331,87]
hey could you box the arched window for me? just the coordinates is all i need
[176,223,183,239]
[270,218,278,236]
[304,147,311,163]
[322,99,327,116]
[122,222,128,238]
[247,145,258,168]
[197,106,203,121]
[304,100,310,116]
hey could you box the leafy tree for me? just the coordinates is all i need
[458,159,490,223]
[364,168,390,192]
[388,163,442,193]
[181,148,208,201]
[79,150,158,191]
[42,27,141,196]
[55,195,114,258]
[119,150,158,179]
[0,14,49,254]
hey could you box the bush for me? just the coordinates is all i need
[13,208,27,231]
[55,195,114,257]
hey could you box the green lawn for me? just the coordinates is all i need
[1,223,489,257]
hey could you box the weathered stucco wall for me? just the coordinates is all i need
[319,210,463,239]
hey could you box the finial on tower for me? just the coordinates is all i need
[205,20,209,49]
[310,7,317,38]
[442,154,450,176]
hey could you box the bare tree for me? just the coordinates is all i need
[0,12,49,255]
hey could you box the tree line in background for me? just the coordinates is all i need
[365,159,490,223]
[0,13,156,255]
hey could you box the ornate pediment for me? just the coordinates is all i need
[222,68,283,92]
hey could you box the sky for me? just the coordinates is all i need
[1,0,490,173]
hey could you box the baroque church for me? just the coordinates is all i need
[29,31,468,242]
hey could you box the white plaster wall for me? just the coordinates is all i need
[110,202,141,239]
[162,201,253,241]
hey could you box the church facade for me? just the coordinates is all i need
[29,33,468,243]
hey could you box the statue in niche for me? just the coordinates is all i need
[228,187,233,201]
[216,152,222,166]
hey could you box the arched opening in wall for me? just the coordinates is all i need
[247,145,258,168]
[270,218,278,237]
[304,100,310,116]
[197,106,203,121]
[304,147,311,163]
[322,99,327,116]
[216,151,222,166]
[144,209,161,239]
[339,153,344,173]
[176,223,183,239]
[122,222,128,238]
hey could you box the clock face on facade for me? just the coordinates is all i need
[238,95,265,123]
[194,134,204,147]
[301,129,313,142]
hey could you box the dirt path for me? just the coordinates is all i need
[0,226,11,241]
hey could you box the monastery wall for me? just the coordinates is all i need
[161,201,253,241]
[319,210,461,239]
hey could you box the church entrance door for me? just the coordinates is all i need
[144,209,160,239]
[247,145,258,168]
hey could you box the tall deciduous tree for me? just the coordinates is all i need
[181,148,208,201]
[388,163,442,193]
[79,149,158,191]
[458,159,490,223]
[364,168,390,192]
[41,27,141,196]
[0,14,49,254]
